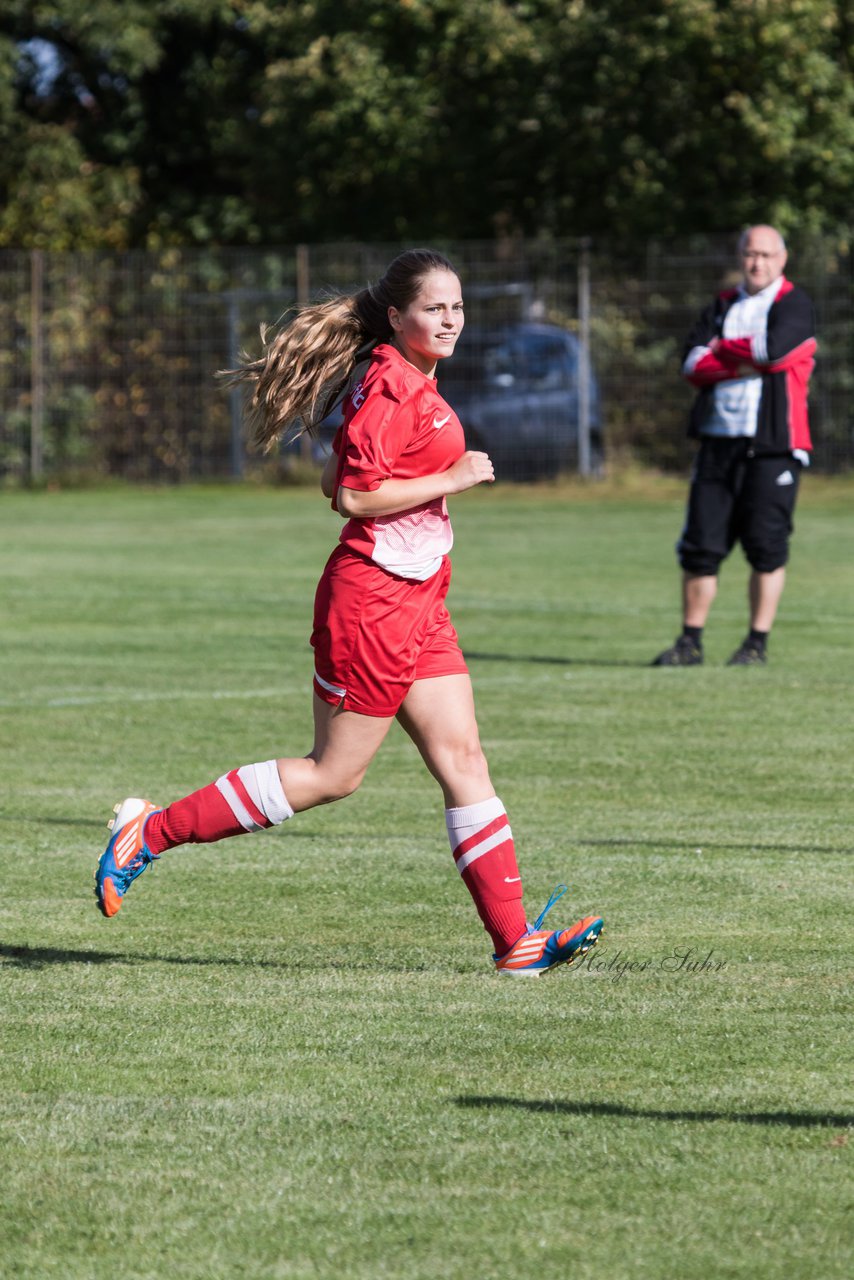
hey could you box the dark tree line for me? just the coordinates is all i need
[1,1,853,249]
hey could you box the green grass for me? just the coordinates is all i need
[1,478,852,1280]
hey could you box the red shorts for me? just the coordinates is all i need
[310,546,468,717]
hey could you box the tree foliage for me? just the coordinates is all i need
[1,0,853,248]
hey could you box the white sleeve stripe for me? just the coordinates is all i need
[215,774,264,833]
[751,332,769,363]
[455,823,514,874]
[682,345,712,375]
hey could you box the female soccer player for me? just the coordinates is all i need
[94,249,603,975]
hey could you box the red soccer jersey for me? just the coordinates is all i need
[331,343,466,580]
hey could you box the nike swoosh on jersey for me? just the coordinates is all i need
[432,414,451,430]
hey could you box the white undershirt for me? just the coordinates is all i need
[702,280,779,438]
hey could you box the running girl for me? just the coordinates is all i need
[94,249,603,975]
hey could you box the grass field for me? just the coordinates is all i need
[1,477,851,1280]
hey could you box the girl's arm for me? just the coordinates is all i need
[336,450,494,519]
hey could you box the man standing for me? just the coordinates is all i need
[652,225,817,667]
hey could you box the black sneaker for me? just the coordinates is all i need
[727,639,767,666]
[651,635,703,666]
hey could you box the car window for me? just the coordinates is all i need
[439,342,520,392]
[482,343,517,387]
[438,328,581,396]
[520,336,577,390]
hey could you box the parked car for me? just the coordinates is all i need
[304,322,601,480]
[436,323,602,480]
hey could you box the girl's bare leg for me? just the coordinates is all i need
[395,674,493,807]
[277,694,395,812]
[397,674,526,954]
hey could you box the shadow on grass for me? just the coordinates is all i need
[0,942,438,974]
[464,650,644,669]
[455,1094,853,1130]
[0,943,265,969]
[577,837,853,855]
[0,815,105,828]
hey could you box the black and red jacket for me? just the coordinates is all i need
[682,276,817,452]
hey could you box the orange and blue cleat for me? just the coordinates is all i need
[494,884,603,977]
[94,797,161,917]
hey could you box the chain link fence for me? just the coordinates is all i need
[1,237,850,485]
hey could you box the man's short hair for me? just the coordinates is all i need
[738,226,787,255]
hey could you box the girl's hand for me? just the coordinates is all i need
[445,450,495,493]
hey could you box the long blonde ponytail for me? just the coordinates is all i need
[220,249,458,454]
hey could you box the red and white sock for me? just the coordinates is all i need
[446,796,528,956]
[145,760,293,855]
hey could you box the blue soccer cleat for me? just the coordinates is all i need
[494,884,604,977]
[94,797,161,917]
